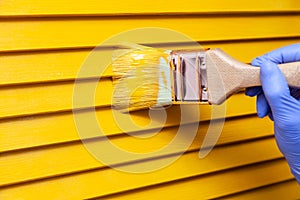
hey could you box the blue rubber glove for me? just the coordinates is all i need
[246,43,300,183]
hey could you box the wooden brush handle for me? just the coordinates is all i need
[205,49,300,105]
[240,61,300,88]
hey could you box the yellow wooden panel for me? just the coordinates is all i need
[0,97,270,154]
[1,39,299,86]
[0,138,284,199]
[0,49,107,85]
[2,15,300,52]
[225,180,300,199]
[98,160,292,200]
[2,1,295,199]
[1,0,300,17]
[0,91,257,153]
[0,119,274,186]
[0,78,111,119]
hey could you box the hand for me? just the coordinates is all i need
[246,43,300,183]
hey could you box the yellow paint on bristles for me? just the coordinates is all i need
[112,45,169,112]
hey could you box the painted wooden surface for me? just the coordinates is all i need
[2,15,300,52]
[225,180,300,199]
[2,0,300,17]
[1,0,300,199]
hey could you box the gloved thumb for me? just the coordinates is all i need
[260,60,292,114]
[260,60,300,125]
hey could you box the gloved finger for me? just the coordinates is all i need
[264,43,300,64]
[245,86,262,97]
[251,56,264,67]
[268,111,274,121]
[256,92,270,118]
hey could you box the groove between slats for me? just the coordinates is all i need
[1,38,299,86]
[0,138,283,198]
[1,0,300,17]
[3,11,300,19]
[2,14,300,52]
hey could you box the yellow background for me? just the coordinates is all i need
[1,0,300,199]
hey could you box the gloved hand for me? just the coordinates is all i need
[246,43,300,183]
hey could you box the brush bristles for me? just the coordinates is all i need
[112,47,171,112]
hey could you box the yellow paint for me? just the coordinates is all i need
[0,79,112,118]
[112,47,169,111]
[0,119,280,186]
[1,93,261,153]
[1,0,299,199]
[103,160,293,200]
[0,138,285,199]
[1,0,300,16]
[0,117,274,186]
[1,15,300,52]
[227,180,300,199]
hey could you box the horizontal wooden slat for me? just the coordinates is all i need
[1,0,300,17]
[1,39,299,86]
[0,117,274,186]
[225,180,300,199]
[2,14,300,52]
[0,94,255,152]
[97,159,292,200]
[0,78,111,118]
[3,98,253,152]
[0,138,284,199]
[0,92,259,153]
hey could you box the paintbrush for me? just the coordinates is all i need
[112,45,300,112]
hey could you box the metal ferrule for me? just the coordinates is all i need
[170,50,208,103]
